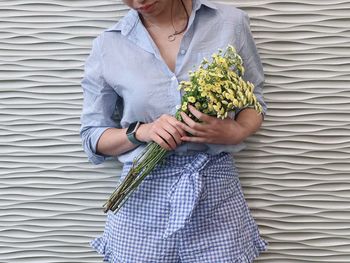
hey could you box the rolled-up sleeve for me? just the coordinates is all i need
[80,36,121,165]
[237,11,267,118]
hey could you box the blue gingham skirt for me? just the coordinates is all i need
[90,152,268,262]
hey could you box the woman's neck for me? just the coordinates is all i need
[140,0,192,31]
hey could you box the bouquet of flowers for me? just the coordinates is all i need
[103,45,263,213]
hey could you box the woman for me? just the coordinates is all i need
[80,0,268,262]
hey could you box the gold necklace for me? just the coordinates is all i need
[167,32,178,42]
[168,0,189,42]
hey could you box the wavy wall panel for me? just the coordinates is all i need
[0,0,349,262]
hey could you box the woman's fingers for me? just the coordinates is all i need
[188,104,213,123]
[152,134,172,150]
[149,114,188,150]
[179,111,207,136]
[163,117,186,141]
[157,127,178,150]
[140,112,222,149]
[168,118,187,138]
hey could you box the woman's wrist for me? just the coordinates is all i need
[135,123,149,143]
[233,108,263,144]
[224,120,245,145]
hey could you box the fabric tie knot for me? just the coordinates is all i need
[163,153,211,239]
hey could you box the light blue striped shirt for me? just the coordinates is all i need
[80,0,267,165]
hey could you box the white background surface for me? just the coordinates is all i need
[0,0,350,262]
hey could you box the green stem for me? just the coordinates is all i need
[103,142,168,212]
[110,147,167,212]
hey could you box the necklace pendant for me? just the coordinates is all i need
[168,34,176,42]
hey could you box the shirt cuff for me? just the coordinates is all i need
[87,127,111,165]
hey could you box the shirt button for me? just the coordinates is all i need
[171,76,177,81]
[180,49,186,55]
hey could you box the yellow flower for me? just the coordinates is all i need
[188,96,196,103]
[195,102,201,109]
[201,91,208,97]
[227,45,236,53]
[212,54,219,60]
[208,94,216,103]
[228,71,238,79]
[219,107,225,116]
[215,86,222,93]
[237,65,244,75]
[213,105,220,112]
[205,84,214,92]
[181,101,188,111]
[246,92,253,102]
[198,79,205,86]
[227,87,234,94]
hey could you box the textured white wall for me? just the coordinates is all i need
[0,0,349,262]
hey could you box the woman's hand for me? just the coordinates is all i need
[136,114,187,151]
[180,105,262,145]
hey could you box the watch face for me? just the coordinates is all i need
[126,122,139,134]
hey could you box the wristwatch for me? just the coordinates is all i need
[126,121,144,145]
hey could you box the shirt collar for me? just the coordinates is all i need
[105,0,217,35]
[193,0,217,11]
[105,9,139,35]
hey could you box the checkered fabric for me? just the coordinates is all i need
[90,152,268,262]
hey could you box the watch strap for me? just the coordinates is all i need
[126,122,144,145]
